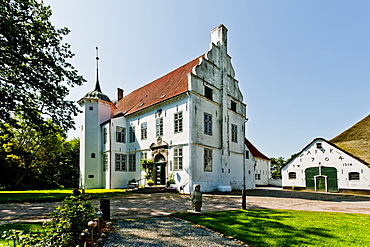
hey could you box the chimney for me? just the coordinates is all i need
[116,88,124,101]
[211,24,228,46]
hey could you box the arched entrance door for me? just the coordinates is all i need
[153,154,166,185]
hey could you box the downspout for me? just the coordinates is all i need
[109,120,112,189]
[188,91,193,193]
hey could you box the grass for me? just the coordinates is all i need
[173,209,370,247]
[0,189,127,203]
[0,222,43,246]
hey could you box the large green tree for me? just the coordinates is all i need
[0,115,65,189]
[0,0,85,132]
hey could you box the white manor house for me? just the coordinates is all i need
[78,25,260,193]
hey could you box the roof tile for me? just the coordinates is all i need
[114,55,203,116]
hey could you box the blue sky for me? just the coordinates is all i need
[45,0,369,159]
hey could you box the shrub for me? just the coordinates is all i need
[3,195,97,246]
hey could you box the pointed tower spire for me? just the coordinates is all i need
[94,46,102,92]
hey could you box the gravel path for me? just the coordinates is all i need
[96,217,245,247]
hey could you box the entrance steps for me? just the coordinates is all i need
[130,185,166,194]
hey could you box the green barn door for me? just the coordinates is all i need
[322,167,338,192]
[305,167,319,191]
[316,176,326,191]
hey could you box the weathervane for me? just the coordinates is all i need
[94,46,101,92]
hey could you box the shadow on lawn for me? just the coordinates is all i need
[212,188,370,203]
[174,209,334,247]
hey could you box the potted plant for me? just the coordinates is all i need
[146,179,155,186]
[166,173,176,187]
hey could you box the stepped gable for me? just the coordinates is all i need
[245,138,270,160]
[114,55,204,117]
[330,114,370,164]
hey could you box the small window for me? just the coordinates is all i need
[231,124,237,143]
[156,117,163,137]
[204,86,213,100]
[349,172,360,181]
[174,112,183,133]
[141,122,147,140]
[129,126,135,143]
[89,106,94,111]
[246,150,249,159]
[129,153,136,172]
[230,100,237,112]
[255,174,261,180]
[116,126,126,143]
[204,113,212,136]
[288,172,297,179]
[204,148,212,172]
[102,154,108,172]
[91,153,96,158]
[174,147,183,170]
[316,143,322,148]
[103,127,108,144]
[88,175,94,178]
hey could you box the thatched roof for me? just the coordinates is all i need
[330,114,370,164]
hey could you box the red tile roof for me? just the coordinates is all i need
[114,55,204,117]
[245,138,270,160]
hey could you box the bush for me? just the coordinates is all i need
[3,195,97,246]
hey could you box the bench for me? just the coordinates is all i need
[128,179,138,189]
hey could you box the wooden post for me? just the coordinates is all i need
[242,190,246,210]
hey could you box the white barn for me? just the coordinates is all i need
[78,25,255,193]
[245,139,271,186]
[282,138,370,192]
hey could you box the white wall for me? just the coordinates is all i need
[282,139,370,191]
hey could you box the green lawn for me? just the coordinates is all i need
[173,209,370,247]
[0,189,127,203]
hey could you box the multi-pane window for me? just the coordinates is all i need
[255,173,261,180]
[231,124,237,143]
[102,154,108,171]
[349,172,360,181]
[204,148,212,172]
[129,126,135,143]
[204,113,212,136]
[128,153,136,172]
[174,112,183,133]
[116,126,126,143]
[288,172,297,179]
[141,122,147,140]
[115,154,127,171]
[103,127,107,144]
[174,148,183,170]
[141,152,147,160]
[204,86,213,100]
[156,117,163,137]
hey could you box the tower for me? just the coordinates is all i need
[78,47,115,189]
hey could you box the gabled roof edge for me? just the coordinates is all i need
[282,137,370,169]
